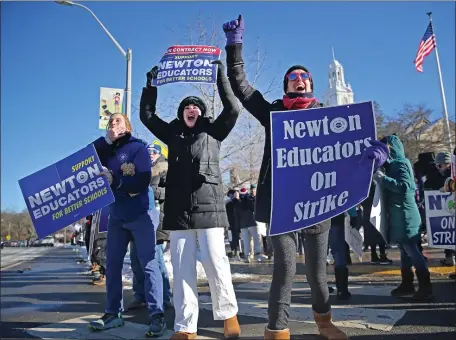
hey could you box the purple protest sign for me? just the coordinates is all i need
[152,45,221,86]
[18,144,115,239]
[269,102,376,236]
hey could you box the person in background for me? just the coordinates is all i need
[361,183,393,265]
[88,113,166,337]
[148,144,173,309]
[240,184,268,263]
[439,148,456,280]
[424,151,454,267]
[91,233,107,286]
[84,215,93,257]
[329,213,352,301]
[140,60,241,340]
[86,213,108,286]
[226,188,242,260]
[127,144,173,312]
[374,135,433,301]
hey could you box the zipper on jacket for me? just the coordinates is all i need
[261,158,271,185]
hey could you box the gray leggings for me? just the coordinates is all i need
[268,230,330,330]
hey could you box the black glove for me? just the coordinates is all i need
[146,66,159,88]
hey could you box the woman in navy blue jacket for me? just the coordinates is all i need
[88,113,166,337]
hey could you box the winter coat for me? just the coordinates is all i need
[378,135,421,244]
[93,134,152,222]
[238,194,257,229]
[226,198,241,233]
[139,69,240,231]
[226,44,330,235]
[150,155,169,243]
[424,167,451,190]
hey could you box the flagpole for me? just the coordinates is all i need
[427,12,453,151]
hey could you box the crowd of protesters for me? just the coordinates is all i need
[75,14,455,340]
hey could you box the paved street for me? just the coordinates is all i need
[0,246,455,339]
[1,247,53,270]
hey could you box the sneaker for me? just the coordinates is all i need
[88,313,124,330]
[146,314,166,337]
[244,256,252,263]
[125,298,146,312]
[379,254,393,265]
[370,256,382,265]
[255,253,268,262]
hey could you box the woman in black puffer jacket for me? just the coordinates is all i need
[140,61,241,340]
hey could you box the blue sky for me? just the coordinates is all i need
[2,1,455,211]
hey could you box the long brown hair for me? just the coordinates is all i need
[107,113,132,133]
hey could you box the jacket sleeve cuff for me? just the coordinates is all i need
[225,44,244,66]
[105,135,113,145]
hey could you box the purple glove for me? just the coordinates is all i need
[360,140,389,171]
[223,15,244,45]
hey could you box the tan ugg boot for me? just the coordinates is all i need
[224,315,241,339]
[313,311,348,340]
[264,327,290,339]
[169,332,197,340]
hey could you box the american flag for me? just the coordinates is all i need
[414,22,436,72]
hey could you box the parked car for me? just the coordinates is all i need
[39,236,55,247]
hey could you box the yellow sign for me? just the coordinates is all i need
[152,140,168,159]
[6,235,11,241]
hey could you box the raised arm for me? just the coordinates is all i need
[139,67,172,144]
[206,60,240,141]
[223,15,271,126]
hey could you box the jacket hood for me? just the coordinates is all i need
[386,135,405,162]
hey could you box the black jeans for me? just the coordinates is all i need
[268,230,330,330]
[230,230,240,252]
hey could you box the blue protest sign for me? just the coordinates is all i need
[152,45,221,86]
[18,144,115,239]
[424,190,455,248]
[269,101,376,236]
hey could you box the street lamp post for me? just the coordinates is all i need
[55,1,132,121]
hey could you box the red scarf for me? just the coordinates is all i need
[282,94,317,110]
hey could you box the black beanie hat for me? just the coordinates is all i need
[283,65,314,93]
[177,96,207,120]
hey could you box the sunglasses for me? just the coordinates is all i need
[149,149,160,154]
[286,72,311,81]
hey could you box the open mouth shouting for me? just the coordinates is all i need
[295,83,306,92]
[183,104,201,127]
[186,112,197,122]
